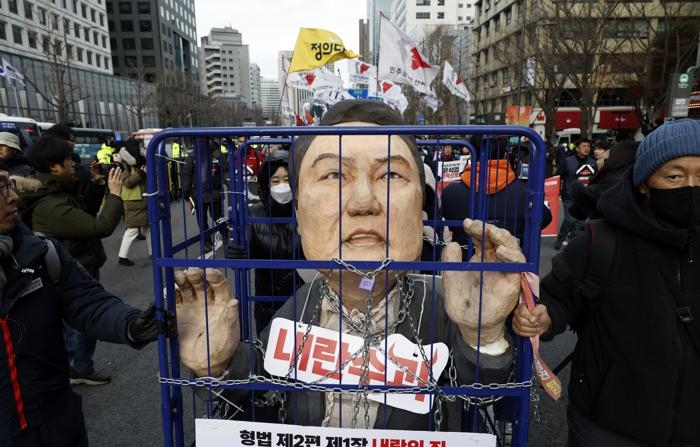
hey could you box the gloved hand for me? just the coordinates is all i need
[127,303,176,347]
[441,219,525,354]
[226,242,247,259]
[175,268,240,377]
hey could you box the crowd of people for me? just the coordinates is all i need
[1,103,698,446]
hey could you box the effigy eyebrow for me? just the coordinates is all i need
[373,155,411,166]
[310,152,352,168]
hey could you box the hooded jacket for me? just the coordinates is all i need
[540,170,700,446]
[0,222,140,441]
[441,160,551,258]
[17,172,123,275]
[247,151,303,303]
[2,152,34,178]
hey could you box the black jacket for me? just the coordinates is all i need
[0,222,141,440]
[3,152,34,177]
[181,143,227,203]
[540,171,700,446]
[558,153,596,200]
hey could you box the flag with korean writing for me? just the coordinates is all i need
[349,60,377,84]
[378,16,438,95]
[286,66,343,97]
[442,61,470,102]
[289,28,359,73]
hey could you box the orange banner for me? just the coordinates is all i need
[506,105,532,126]
[542,176,560,237]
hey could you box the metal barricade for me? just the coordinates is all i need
[146,125,546,447]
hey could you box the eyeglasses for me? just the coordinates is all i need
[0,178,17,198]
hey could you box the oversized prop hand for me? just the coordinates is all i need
[442,219,525,353]
[175,268,240,377]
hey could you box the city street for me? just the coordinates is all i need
[75,202,576,447]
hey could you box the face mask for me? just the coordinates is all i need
[270,182,292,204]
[648,186,700,228]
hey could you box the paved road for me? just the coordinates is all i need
[75,202,575,447]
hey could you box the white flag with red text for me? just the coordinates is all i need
[442,60,470,102]
[349,60,378,84]
[286,66,343,97]
[377,16,438,95]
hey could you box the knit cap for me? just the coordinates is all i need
[633,119,700,187]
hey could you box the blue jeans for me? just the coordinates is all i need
[63,323,97,376]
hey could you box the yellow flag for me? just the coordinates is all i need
[288,28,359,73]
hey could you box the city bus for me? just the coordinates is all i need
[0,114,41,150]
[38,123,116,165]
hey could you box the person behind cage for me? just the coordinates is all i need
[0,132,34,178]
[513,119,700,447]
[173,99,526,431]
[226,149,305,334]
[441,138,552,260]
[19,135,125,386]
[0,160,164,447]
[181,137,227,253]
[117,138,150,266]
[41,124,91,192]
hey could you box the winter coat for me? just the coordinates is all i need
[18,173,122,275]
[558,153,596,200]
[219,274,514,430]
[2,152,34,178]
[0,222,141,441]
[540,170,700,446]
[441,160,552,259]
[181,144,227,204]
[121,164,148,228]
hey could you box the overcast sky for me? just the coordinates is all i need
[194,0,366,80]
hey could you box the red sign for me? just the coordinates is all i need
[542,176,560,237]
[555,111,581,130]
[598,110,640,129]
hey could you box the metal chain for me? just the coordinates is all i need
[331,257,394,279]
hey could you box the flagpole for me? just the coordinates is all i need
[275,48,295,126]
[11,78,20,116]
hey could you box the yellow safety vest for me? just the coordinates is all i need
[172,142,182,158]
[96,144,115,164]
[220,144,229,154]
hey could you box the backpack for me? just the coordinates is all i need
[34,232,61,285]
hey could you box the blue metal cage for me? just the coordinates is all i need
[145,124,546,447]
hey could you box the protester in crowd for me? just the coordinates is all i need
[592,140,612,170]
[20,135,125,386]
[569,140,638,221]
[41,124,91,191]
[513,119,700,447]
[226,149,304,333]
[117,138,149,266]
[0,132,33,177]
[554,138,597,249]
[442,140,552,259]
[181,138,227,253]
[0,160,164,446]
[175,100,523,430]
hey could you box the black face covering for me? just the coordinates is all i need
[648,186,700,228]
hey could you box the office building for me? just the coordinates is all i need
[199,26,251,106]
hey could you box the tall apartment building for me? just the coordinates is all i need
[0,0,158,129]
[471,0,700,130]
[107,0,199,89]
[249,62,261,110]
[390,0,475,38]
[260,77,280,122]
[198,27,251,106]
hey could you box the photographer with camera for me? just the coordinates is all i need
[18,134,125,386]
[117,138,149,266]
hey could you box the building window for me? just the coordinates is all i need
[93,31,98,44]
[140,37,153,49]
[99,13,104,26]
[122,37,135,49]
[41,35,49,51]
[124,55,137,67]
[51,14,59,30]
[142,55,155,67]
[104,56,109,69]
[81,3,86,17]
[108,20,114,31]
[87,50,92,64]
[71,0,76,12]
[112,55,118,67]
[144,73,155,82]
[110,37,116,49]
[9,0,18,13]
[38,7,46,24]
[77,47,83,61]
[105,1,112,12]
[416,0,430,5]
[65,43,71,57]
[437,12,444,19]
[139,20,151,32]
[23,1,32,19]
[118,1,131,13]
[437,0,444,4]
[101,35,106,47]
[63,18,70,32]
[74,22,80,36]
[83,27,89,41]
[416,12,430,19]
[505,6,512,25]
[96,55,100,67]
[0,22,7,40]
[137,1,149,13]
[27,30,36,47]
[120,20,133,31]
[12,25,22,44]
[90,8,95,21]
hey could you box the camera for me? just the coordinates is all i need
[99,162,123,175]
